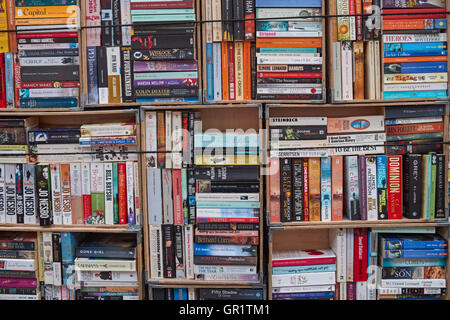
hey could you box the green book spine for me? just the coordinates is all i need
[386,132,443,141]
[113,162,119,224]
[131,14,195,22]
[91,193,105,224]
[429,154,437,220]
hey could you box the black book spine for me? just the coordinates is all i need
[250,42,257,100]
[222,0,234,41]
[152,288,166,300]
[244,0,255,40]
[404,154,422,219]
[292,158,303,221]
[37,164,52,226]
[372,0,381,40]
[280,158,293,222]
[187,169,196,224]
[193,166,259,181]
[198,288,262,300]
[15,164,24,224]
[233,0,244,41]
[97,46,108,96]
[188,112,195,167]
[101,0,113,46]
[174,225,184,278]
[135,86,198,98]
[120,47,135,102]
[193,255,257,265]
[18,37,79,44]
[161,224,175,278]
[52,233,61,263]
[131,35,194,50]
[131,48,195,61]
[112,0,121,46]
[435,154,446,219]
[20,66,80,82]
[196,222,259,231]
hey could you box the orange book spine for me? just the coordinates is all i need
[6,0,16,53]
[269,158,281,224]
[118,162,127,224]
[384,56,447,63]
[382,19,429,30]
[15,17,76,25]
[157,111,166,168]
[353,41,365,100]
[331,156,344,221]
[302,158,309,221]
[221,41,229,101]
[386,122,444,135]
[256,38,322,48]
[172,169,183,225]
[243,41,251,101]
[308,157,321,222]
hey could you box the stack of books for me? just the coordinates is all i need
[13,0,80,108]
[204,0,254,102]
[255,0,323,101]
[74,235,139,300]
[0,117,39,163]
[85,0,200,104]
[385,105,444,155]
[381,0,448,99]
[271,248,336,300]
[377,233,448,300]
[328,0,381,101]
[0,232,39,300]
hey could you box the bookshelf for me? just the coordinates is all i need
[140,104,266,298]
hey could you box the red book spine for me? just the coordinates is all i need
[383,8,446,19]
[302,158,310,221]
[355,0,363,40]
[172,169,183,225]
[257,72,322,79]
[13,54,20,108]
[269,158,281,224]
[118,162,127,224]
[353,228,368,282]
[387,156,403,220]
[0,53,6,108]
[82,195,91,224]
[196,217,259,223]
[16,32,79,39]
[272,257,337,267]
[331,156,343,221]
[228,42,236,100]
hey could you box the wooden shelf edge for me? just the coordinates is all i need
[0,224,142,233]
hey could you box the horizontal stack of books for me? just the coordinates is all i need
[74,235,139,300]
[0,232,39,300]
[377,233,448,300]
[255,0,324,101]
[381,0,448,99]
[271,248,336,300]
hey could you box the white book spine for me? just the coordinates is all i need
[272,272,336,287]
[205,0,213,42]
[147,168,162,225]
[380,279,446,288]
[329,228,346,282]
[120,0,132,46]
[341,41,353,100]
[61,165,72,225]
[269,117,327,126]
[366,156,378,221]
[104,163,114,225]
[18,88,79,97]
[257,87,323,94]
[383,82,448,92]
[4,164,16,224]
[172,111,183,169]
[385,117,442,125]
[0,294,40,300]
[346,228,354,282]
[257,56,323,65]
[327,133,386,147]
[0,164,6,224]
[339,282,347,300]
[194,265,257,274]
[165,111,172,169]
[212,42,222,101]
[145,111,158,167]
[383,33,447,43]
[126,162,135,225]
[272,284,335,294]
[384,73,448,84]
[70,163,82,225]
[76,271,138,282]
[53,262,62,286]
[195,193,260,202]
[188,288,196,300]
[0,258,35,271]
[162,169,173,224]
[133,162,141,226]
[374,41,381,100]
[327,145,385,156]
[42,232,53,284]
[270,140,328,149]
[184,224,194,280]
[149,224,163,279]
[356,281,368,300]
[52,286,62,300]
[75,258,136,272]
[90,163,104,225]
[332,41,342,101]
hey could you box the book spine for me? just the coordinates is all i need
[15,164,24,224]
[212,43,222,101]
[331,156,343,221]
[134,162,141,226]
[97,46,108,104]
[0,164,4,224]
[377,156,388,220]
[366,156,378,221]
[359,155,367,220]
[106,46,121,104]
[435,154,446,219]
[162,224,175,278]
[302,158,310,221]
[174,225,185,278]
[429,154,437,220]
[4,165,16,224]
[187,169,196,224]
[172,169,183,225]
[118,162,127,224]
[345,156,361,220]
[308,158,321,221]
[292,158,303,221]
[112,163,119,224]
[90,163,105,225]
[22,164,36,225]
[320,157,331,222]
[228,42,236,100]
[81,163,91,224]
[104,163,114,225]
[60,164,72,225]
[162,169,173,224]
[280,158,292,222]
[149,224,163,279]
[404,155,422,219]
[120,47,134,103]
[387,156,403,220]
[126,162,135,225]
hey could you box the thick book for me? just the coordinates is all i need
[272,249,336,267]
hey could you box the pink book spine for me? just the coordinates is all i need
[272,257,337,267]
[172,169,183,225]
[0,278,37,288]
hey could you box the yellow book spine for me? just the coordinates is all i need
[234,41,244,101]
[0,0,9,52]
[15,5,78,19]
[195,154,259,166]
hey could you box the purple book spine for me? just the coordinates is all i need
[134,79,198,87]
[359,155,367,221]
[382,0,446,8]
[133,60,198,72]
[0,278,37,288]
[346,282,356,300]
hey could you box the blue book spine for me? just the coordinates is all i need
[384,42,447,52]
[434,19,447,29]
[136,97,200,103]
[379,298,442,300]
[383,239,447,250]
[377,156,388,220]
[206,42,214,101]
[255,0,322,7]
[193,244,257,256]
[196,201,260,209]
[385,62,447,74]
[384,249,447,259]
[256,21,289,31]
[384,105,444,118]
[173,288,188,300]
[383,90,447,100]
[384,50,447,57]
[320,157,331,221]
[197,208,259,217]
[19,97,78,108]
[79,136,137,146]
[4,53,14,108]
[273,291,335,299]
[212,42,222,101]
[86,46,98,105]
[272,264,336,274]
[382,258,446,267]
[345,156,360,220]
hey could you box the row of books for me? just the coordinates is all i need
[272,230,447,300]
[269,154,447,223]
[85,0,200,104]
[0,232,139,300]
[152,288,264,300]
